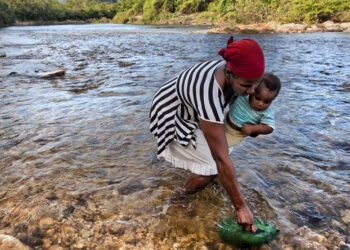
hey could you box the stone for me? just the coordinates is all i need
[277,23,307,33]
[109,224,125,236]
[39,217,55,230]
[48,245,64,250]
[38,69,65,79]
[340,22,350,29]
[0,52,6,57]
[341,209,350,225]
[0,234,31,250]
[321,21,342,31]
[17,234,43,249]
[118,180,145,195]
[339,244,350,250]
[306,25,324,33]
[118,61,135,67]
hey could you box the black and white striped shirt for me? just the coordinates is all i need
[150,60,233,155]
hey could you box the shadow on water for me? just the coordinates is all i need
[0,25,350,249]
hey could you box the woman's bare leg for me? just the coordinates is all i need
[183,173,217,194]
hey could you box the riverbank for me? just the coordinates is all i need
[207,21,350,34]
[1,19,350,34]
[147,14,350,33]
[0,20,90,29]
[15,20,91,26]
[112,12,350,34]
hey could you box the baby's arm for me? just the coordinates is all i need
[241,123,273,137]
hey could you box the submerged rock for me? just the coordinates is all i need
[118,61,135,67]
[341,209,350,225]
[0,52,6,57]
[38,69,65,79]
[118,180,145,195]
[0,234,31,250]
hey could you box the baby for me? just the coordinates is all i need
[225,72,281,147]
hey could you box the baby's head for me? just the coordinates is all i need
[249,73,281,111]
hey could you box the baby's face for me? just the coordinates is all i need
[249,84,277,111]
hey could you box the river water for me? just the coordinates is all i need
[0,24,349,249]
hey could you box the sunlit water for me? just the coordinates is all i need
[0,24,349,249]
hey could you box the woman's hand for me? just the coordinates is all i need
[235,205,257,232]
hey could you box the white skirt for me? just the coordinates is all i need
[159,127,245,176]
[159,129,218,176]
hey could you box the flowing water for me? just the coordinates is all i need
[0,24,349,249]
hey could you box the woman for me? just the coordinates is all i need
[150,38,264,232]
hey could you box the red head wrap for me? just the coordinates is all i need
[218,38,265,79]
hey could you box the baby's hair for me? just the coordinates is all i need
[262,73,281,95]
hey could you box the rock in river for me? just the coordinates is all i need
[38,69,65,79]
[0,234,31,250]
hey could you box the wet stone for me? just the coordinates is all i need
[118,61,135,67]
[109,224,125,236]
[339,245,350,250]
[45,193,58,201]
[118,180,145,195]
[39,218,55,230]
[31,228,44,240]
[38,69,65,79]
[48,245,64,250]
[0,234,31,250]
[14,223,28,234]
[76,195,88,206]
[341,209,350,225]
[17,234,43,248]
[63,205,75,218]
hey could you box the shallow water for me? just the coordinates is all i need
[0,24,350,249]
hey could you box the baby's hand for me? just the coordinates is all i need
[241,124,254,136]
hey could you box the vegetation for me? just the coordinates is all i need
[0,0,349,27]
[0,0,15,26]
[114,0,350,24]
[0,0,117,26]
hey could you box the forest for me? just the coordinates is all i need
[0,0,117,26]
[114,0,350,24]
[1,0,350,26]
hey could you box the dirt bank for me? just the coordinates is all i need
[207,21,350,34]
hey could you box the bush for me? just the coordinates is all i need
[1,0,117,23]
[275,0,350,23]
[143,0,164,23]
[177,0,211,14]
[0,0,16,25]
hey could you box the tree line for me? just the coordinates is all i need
[1,0,350,27]
[114,0,350,24]
[0,0,117,26]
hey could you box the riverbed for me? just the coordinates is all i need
[0,24,350,249]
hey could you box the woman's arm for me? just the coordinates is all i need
[200,119,256,232]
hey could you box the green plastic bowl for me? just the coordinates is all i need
[218,218,279,247]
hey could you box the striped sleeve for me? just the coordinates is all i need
[178,60,225,124]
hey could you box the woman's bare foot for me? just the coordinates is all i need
[183,173,217,194]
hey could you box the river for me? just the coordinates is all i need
[0,24,349,249]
